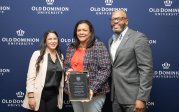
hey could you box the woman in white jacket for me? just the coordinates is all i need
[23,30,64,112]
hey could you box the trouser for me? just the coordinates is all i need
[28,88,59,112]
[71,95,106,112]
[112,95,146,112]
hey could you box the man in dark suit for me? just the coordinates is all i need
[108,10,153,112]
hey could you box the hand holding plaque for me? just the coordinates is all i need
[68,71,90,101]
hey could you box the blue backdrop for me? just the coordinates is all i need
[0,0,179,112]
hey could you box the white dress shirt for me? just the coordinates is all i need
[110,27,128,61]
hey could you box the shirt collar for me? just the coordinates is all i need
[112,26,128,41]
[120,26,128,39]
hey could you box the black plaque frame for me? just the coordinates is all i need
[68,71,90,101]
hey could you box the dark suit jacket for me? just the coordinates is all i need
[108,28,153,104]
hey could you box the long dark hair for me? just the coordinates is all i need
[72,20,95,48]
[36,30,62,72]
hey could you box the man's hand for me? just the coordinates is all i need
[134,100,145,112]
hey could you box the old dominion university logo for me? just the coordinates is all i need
[1,29,39,46]
[1,91,25,107]
[149,0,179,16]
[31,0,70,15]
[164,0,172,7]
[0,5,10,14]
[46,0,55,5]
[105,0,113,6]
[153,62,179,79]
[90,0,127,15]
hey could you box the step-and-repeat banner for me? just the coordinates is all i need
[0,0,179,112]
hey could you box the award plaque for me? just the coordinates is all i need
[68,71,90,101]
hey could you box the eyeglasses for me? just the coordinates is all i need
[110,17,127,22]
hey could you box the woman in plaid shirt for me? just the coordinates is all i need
[64,20,111,112]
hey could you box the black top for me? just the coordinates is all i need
[44,54,63,91]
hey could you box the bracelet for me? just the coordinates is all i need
[28,96,34,98]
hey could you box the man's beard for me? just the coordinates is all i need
[112,24,127,35]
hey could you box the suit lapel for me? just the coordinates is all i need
[108,37,113,63]
[41,52,48,86]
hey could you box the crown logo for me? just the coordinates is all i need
[46,0,55,5]
[164,0,172,7]
[16,29,25,36]
[105,0,113,6]
[162,62,170,69]
[16,91,24,98]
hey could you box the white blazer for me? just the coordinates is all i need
[22,50,64,111]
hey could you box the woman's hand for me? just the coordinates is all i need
[65,68,73,81]
[81,89,93,102]
[89,89,93,100]
[28,97,36,110]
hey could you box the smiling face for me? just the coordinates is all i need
[76,23,91,45]
[46,32,58,51]
[111,10,128,34]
